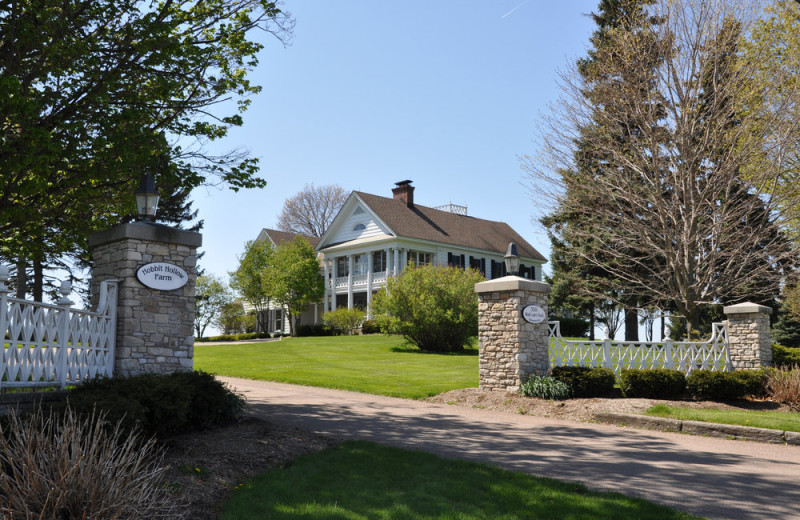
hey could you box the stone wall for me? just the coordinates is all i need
[723,302,773,370]
[475,278,550,392]
[89,223,202,377]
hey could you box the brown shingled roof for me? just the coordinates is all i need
[260,228,320,248]
[354,192,545,261]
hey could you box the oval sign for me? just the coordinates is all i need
[136,262,188,291]
[522,305,546,324]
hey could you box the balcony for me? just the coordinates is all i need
[333,270,389,291]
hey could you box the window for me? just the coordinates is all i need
[336,257,349,277]
[372,251,387,272]
[353,223,366,231]
[491,259,504,278]
[355,254,368,274]
[448,252,465,269]
[407,250,432,266]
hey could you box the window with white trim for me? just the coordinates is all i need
[407,250,432,266]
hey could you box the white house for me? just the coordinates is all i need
[252,180,546,333]
[315,180,547,317]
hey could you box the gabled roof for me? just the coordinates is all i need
[323,191,545,261]
[257,228,320,248]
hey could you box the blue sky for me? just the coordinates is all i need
[191,1,599,280]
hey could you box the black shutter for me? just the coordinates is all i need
[460,254,465,268]
[447,252,453,266]
[480,258,486,275]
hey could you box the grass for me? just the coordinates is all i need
[194,335,478,399]
[645,403,800,432]
[220,440,702,520]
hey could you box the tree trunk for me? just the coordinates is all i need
[624,308,639,342]
[33,258,43,302]
[589,303,596,341]
[15,258,26,299]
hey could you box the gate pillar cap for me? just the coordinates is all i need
[475,276,551,294]
[89,222,202,249]
[723,302,773,315]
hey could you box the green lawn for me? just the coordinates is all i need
[221,440,703,520]
[194,335,478,399]
[645,404,800,432]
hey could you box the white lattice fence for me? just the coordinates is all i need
[0,266,118,389]
[548,321,731,377]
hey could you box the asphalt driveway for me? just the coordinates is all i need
[219,376,800,520]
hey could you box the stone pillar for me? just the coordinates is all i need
[475,276,551,392]
[89,222,202,377]
[723,302,773,370]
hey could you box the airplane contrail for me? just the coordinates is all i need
[501,0,529,19]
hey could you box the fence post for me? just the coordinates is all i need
[0,265,9,391]
[664,328,675,370]
[56,280,73,389]
[602,327,612,370]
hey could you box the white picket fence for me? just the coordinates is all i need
[548,321,731,377]
[0,266,118,390]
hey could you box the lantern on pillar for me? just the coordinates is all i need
[504,242,520,277]
[135,173,159,221]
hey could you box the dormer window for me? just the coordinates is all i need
[353,223,366,232]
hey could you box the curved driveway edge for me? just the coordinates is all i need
[220,377,800,520]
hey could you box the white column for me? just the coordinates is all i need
[331,256,337,311]
[347,254,354,309]
[393,248,400,276]
[367,252,374,319]
[323,259,330,313]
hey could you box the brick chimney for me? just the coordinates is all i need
[392,180,414,208]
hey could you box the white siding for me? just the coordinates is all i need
[326,202,390,244]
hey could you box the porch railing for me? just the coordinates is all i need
[548,321,731,377]
[0,266,118,390]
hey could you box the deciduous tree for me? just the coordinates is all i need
[262,236,324,336]
[276,184,348,237]
[0,0,293,284]
[230,239,275,330]
[195,274,232,338]
[526,0,798,334]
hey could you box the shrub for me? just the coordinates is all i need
[686,370,758,401]
[371,264,485,352]
[773,344,800,367]
[732,369,767,398]
[0,407,184,519]
[195,332,270,342]
[550,366,616,397]
[361,319,382,335]
[619,368,686,399]
[65,371,245,436]
[554,317,590,338]
[296,323,334,337]
[520,375,570,400]
[323,307,366,335]
[765,365,800,411]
